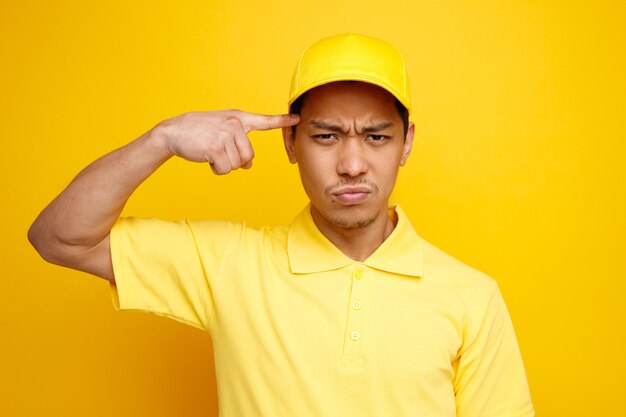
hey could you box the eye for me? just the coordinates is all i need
[366,134,389,143]
[312,134,338,143]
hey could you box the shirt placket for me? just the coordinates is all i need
[340,263,367,370]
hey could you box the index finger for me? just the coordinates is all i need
[239,112,300,133]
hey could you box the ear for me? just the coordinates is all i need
[399,122,415,166]
[282,126,298,164]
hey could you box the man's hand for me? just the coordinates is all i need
[155,110,300,175]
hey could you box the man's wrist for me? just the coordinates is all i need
[143,123,176,161]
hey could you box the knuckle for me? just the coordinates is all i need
[223,108,241,118]
[241,149,254,162]
[223,116,242,129]
[212,164,230,175]
[216,129,232,143]
[228,117,247,133]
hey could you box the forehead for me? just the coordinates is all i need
[299,81,400,122]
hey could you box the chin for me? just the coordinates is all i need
[327,208,380,229]
[311,198,386,230]
[331,217,377,229]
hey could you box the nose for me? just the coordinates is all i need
[336,140,369,177]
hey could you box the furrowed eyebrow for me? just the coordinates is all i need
[359,121,394,134]
[309,120,348,134]
[309,120,394,134]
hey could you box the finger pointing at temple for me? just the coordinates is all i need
[237,111,300,133]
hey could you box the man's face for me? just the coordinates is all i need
[282,81,414,231]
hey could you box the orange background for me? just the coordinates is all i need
[2,1,625,416]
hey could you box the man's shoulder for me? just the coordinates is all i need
[418,236,498,293]
[116,216,291,244]
[188,218,289,234]
[186,218,290,248]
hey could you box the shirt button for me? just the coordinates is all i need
[352,301,362,310]
[350,331,361,341]
[353,270,364,280]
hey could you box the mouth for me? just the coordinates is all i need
[332,187,372,205]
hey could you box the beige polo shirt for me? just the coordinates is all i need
[109,204,534,417]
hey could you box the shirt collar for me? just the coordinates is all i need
[287,204,423,278]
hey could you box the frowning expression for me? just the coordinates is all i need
[283,81,414,232]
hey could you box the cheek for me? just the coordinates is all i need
[295,142,334,174]
[296,152,328,194]
[377,165,398,184]
[372,152,403,190]
[373,145,402,166]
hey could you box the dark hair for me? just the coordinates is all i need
[289,90,409,137]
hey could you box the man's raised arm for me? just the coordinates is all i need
[27,110,299,282]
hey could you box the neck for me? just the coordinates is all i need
[311,205,397,262]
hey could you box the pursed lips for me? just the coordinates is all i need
[331,186,373,204]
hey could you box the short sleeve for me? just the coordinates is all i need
[453,282,535,417]
[109,216,237,331]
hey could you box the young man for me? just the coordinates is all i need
[29,33,534,417]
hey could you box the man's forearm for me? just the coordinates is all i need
[28,126,171,262]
